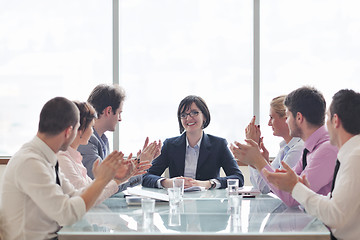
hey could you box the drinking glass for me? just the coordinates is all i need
[227,179,239,196]
[167,187,181,209]
[173,178,185,198]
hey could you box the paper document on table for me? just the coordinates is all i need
[125,195,168,206]
[238,186,261,196]
[184,186,206,192]
[126,187,169,201]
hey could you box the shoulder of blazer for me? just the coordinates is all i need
[202,133,227,148]
[166,133,187,146]
[88,133,101,146]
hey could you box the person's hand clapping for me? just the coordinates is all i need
[262,161,300,193]
[230,139,268,170]
[245,116,261,145]
[114,153,134,183]
[92,151,126,184]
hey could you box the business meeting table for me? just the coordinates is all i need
[58,187,330,240]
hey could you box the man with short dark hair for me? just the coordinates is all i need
[78,84,154,191]
[0,97,128,240]
[263,89,360,240]
[79,84,127,179]
[231,86,338,206]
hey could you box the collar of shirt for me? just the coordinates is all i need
[185,134,203,149]
[338,134,360,164]
[303,125,329,153]
[274,140,289,168]
[279,139,286,149]
[287,137,302,149]
[93,128,109,156]
[67,146,83,164]
[34,135,58,167]
[93,128,109,145]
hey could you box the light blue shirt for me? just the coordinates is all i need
[250,137,304,193]
[184,136,202,178]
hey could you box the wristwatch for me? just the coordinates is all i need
[209,180,216,190]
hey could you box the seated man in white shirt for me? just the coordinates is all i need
[262,89,360,240]
[0,97,133,240]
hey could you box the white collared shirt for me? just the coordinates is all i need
[0,136,86,240]
[57,147,119,205]
[183,136,202,179]
[292,134,360,240]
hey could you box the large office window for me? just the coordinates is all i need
[0,1,112,156]
[118,0,253,154]
[260,0,360,153]
[3,1,360,157]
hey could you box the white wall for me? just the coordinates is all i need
[0,166,6,179]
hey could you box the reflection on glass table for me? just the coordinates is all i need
[58,188,329,240]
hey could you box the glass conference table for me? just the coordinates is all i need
[58,187,330,240]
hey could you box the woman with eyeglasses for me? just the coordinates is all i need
[142,95,244,190]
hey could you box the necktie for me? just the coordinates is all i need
[302,148,309,170]
[55,161,61,186]
[329,160,340,240]
[330,160,340,198]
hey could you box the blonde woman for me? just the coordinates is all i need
[246,95,304,193]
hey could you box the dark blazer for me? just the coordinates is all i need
[142,132,244,188]
[78,133,106,179]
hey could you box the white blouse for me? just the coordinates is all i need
[57,146,119,205]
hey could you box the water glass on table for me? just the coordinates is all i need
[227,179,239,196]
[173,178,184,199]
[167,187,181,210]
[141,198,155,228]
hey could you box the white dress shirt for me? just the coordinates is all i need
[250,137,304,193]
[0,136,86,240]
[292,134,360,240]
[184,136,202,179]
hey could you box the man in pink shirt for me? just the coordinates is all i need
[231,86,338,207]
[263,89,360,240]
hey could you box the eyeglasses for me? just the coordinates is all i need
[180,110,200,119]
